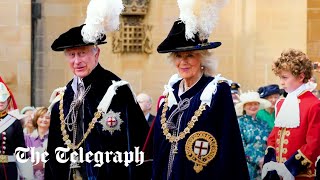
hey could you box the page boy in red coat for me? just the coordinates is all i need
[262,49,320,180]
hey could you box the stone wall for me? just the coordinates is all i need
[0,0,31,108]
[1,0,317,115]
[308,0,320,86]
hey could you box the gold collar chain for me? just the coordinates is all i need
[0,111,7,119]
[160,95,206,143]
[59,92,102,150]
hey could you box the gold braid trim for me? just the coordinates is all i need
[59,92,102,150]
[0,111,7,118]
[160,95,207,143]
[297,149,313,168]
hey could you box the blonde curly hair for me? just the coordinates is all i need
[272,48,313,83]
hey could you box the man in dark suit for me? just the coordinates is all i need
[230,82,241,105]
[137,93,155,127]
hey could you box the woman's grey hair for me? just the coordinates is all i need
[167,49,218,76]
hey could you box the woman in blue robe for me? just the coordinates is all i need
[151,17,249,180]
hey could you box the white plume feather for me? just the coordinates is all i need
[177,0,228,41]
[81,0,124,43]
[177,0,197,40]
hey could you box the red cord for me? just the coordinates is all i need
[2,163,7,180]
[1,133,7,180]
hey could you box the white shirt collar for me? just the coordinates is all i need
[145,113,150,121]
[71,76,84,94]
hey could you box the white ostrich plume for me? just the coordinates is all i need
[81,0,124,43]
[177,0,228,41]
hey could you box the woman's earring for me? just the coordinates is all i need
[201,66,204,70]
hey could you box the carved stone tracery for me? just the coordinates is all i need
[112,0,152,54]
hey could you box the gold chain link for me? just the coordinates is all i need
[160,95,206,143]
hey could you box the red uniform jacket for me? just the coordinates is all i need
[267,91,320,179]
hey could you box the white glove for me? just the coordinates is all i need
[262,161,294,180]
[262,161,275,179]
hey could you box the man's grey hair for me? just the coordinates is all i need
[63,45,99,55]
[91,46,98,54]
[137,93,153,104]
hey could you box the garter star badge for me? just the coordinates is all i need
[185,131,217,173]
[100,110,123,135]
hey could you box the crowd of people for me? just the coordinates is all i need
[0,82,51,180]
[1,0,320,180]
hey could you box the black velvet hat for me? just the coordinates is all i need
[257,84,283,98]
[231,82,241,94]
[51,24,107,51]
[157,20,221,53]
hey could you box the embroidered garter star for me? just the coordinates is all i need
[100,110,123,135]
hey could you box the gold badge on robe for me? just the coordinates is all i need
[185,131,218,173]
